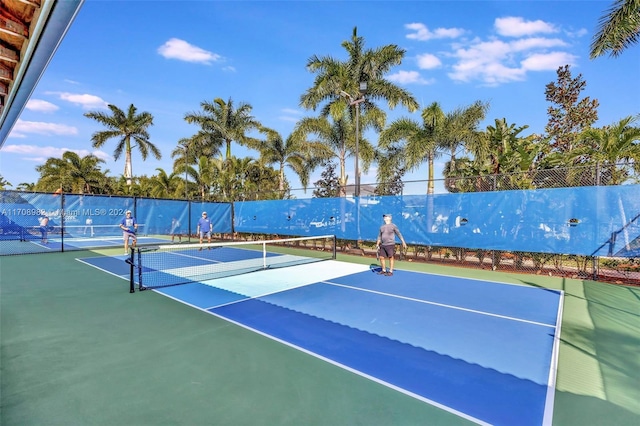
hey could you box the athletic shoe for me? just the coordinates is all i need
[377,270,386,275]
[198,247,202,251]
[386,271,394,276]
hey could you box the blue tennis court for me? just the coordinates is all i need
[79,250,563,426]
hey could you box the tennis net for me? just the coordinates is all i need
[129,234,336,292]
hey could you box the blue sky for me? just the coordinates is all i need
[1,0,638,194]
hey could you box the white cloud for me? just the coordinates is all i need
[405,23,464,41]
[416,53,442,69]
[495,17,557,37]
[158,38,222,64]
[46,92,108,109]
[26,99,59,113]
[521,51,577,71]
[565,28,588,38]
[9,119,78,137]
[278,115,300,123]
[281,108,303,116]
[388,70,434,85]
[448,29,576,85]
[2,144,110,161]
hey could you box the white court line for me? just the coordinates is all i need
[542,291,565,425]
[156,288,490,426]
[75,257,129,280]
[322,280,557,328]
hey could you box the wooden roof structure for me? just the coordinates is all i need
[0,0,84,147]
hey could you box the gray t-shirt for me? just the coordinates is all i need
[378,223,405,246]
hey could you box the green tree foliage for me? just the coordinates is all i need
[84,104,160,186]
[313,162,341,198]
[294,114,357,196]
[184,97,262,160]
[544,65,599,153]
[35,151,107,194]
[570,115,640,184]
[590,0,640,58]
[0,175,11,190]
[300,27,418,196]
[257,128,330,193]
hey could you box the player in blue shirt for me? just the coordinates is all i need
[197,211,212,250]
[120,210,138,254]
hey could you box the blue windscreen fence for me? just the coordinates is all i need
[2,185,638,257]
[0,191,232,255]
[233,184,640,258]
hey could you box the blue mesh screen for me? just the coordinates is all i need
[234,185,640,257]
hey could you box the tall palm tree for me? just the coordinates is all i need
[300,27,418,195]
[301,27,418,116]
[590,0,640,58]
[258,128,332,192]
[294,113,375,196]
[379,102,445,195]
[440,101,490,189]
[184,97,263,161]
[84,104,160,186]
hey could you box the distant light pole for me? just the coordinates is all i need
[340,81,367,198]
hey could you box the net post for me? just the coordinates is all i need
[137,248,144,291]
[262,240,267,269]
[128,248,135,293]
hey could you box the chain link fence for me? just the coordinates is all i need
[2,163,638,285]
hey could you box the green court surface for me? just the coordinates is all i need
[1,248,639,425]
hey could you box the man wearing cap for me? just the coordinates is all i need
[197,211,212,250]
[376,214,407,276]
[120,210,138,254]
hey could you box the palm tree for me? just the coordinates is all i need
[470,119,538,190]
[0,175,11,190]
[571,115,640,184]
[301,27,418,116]
[440,101,490,191]
[35,151,106,193]
[16,182,36,191]
[84,104,161,186]
[258,128,332,193]
[379,102,444,195]
[590,0,640,58]
[64,151,107,194]
[300,27,418,195]
[294,113,375,196]
[149,168,182,198]
[184,97,263,161]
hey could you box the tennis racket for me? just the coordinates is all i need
[376,245,380,261]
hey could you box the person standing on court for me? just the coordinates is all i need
[170,217,182,242]
[197,211,212,250]
[39,214,49,244]
[120,210,138,254]
[376,214,407,276]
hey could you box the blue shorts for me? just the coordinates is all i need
[200,231,211,238]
